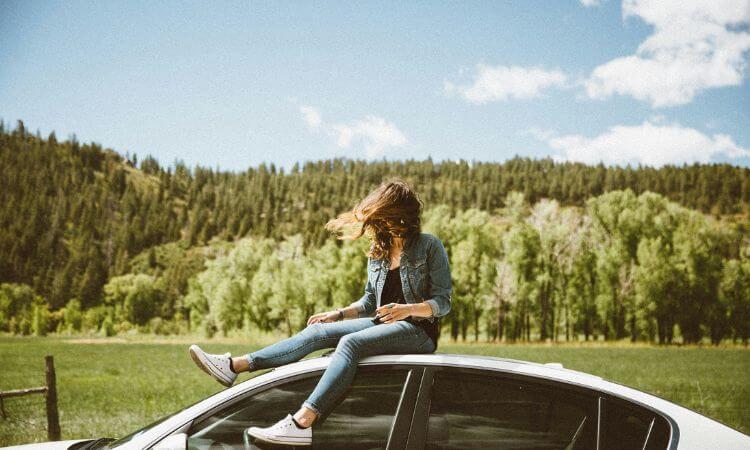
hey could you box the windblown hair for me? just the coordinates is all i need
[325,178,423,260]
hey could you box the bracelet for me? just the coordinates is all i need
[336,308,344,321]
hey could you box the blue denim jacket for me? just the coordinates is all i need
[349,232,452,321]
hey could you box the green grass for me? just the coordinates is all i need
[0,336,748,446]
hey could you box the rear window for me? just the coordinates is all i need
[598,397,671,450]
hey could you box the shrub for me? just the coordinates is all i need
[100,316,115,337]
[62,299,83,332]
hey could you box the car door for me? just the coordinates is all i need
[406,367,599,450]
[185,365,422,450]
[405,366,673,450]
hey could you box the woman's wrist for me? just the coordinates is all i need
[336,306,358,320]
[409,302,433,318]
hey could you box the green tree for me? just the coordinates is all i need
[720,259,750,344]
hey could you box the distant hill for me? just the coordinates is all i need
[1,119,749,313]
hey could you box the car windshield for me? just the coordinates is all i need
[105,411,178,448]
[103,393,213,448]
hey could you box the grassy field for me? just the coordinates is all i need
[0,336,748,446]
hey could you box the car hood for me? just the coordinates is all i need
[1,439,91,450]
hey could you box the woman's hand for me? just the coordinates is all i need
[375,303,413,324]
[307,310,341,325]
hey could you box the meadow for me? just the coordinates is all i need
[0,336,748,446]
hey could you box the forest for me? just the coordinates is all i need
[1,120,749,344]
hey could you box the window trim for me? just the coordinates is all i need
[387,367,425,450]
[596,397,603,450]
[405,366,436,450]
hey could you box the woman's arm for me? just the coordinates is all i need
[306,304,363,325]
[406,302,433,318]
[374,301,431,323]
[423,236,452,317]
[347,257,377,318]
[339,305,361,320]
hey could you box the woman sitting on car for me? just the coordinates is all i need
[188,178,452,446]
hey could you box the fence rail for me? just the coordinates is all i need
[0,386,48,399]
[0,355,60,441]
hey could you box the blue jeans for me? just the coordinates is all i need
[245,318,436,417]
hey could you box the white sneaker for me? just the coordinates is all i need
[188,344,237,387]
[245,414,312,446]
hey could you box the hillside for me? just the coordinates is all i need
[1,120,749,343]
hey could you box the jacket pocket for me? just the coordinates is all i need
[369,264,381,285]
[407,259,428,300]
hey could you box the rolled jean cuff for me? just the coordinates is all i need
[348,300,366,317]
[302,400,322,417]
[245,354,259,370]
[425,299,440,317]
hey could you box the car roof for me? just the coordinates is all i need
[303,352,604,384]
[171,352,645,420]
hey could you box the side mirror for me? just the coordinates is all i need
[152,432,187,450]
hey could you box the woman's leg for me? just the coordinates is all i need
[300,321,434,420]
[238,318,377,372]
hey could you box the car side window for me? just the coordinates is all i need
[314,369,408,449]
[425,370,598,450]
[187,376,317,449]
[187,368,409,450]
[598,397,671,450]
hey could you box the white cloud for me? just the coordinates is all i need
[445,64,567,104]
[585,0,750,108]
[299,107,407,159]
[299,105,322,130]
[329,116,408,159]
[519,126,557,142]
[527,121,750,167]
[580,0,603,7]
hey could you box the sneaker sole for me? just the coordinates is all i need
[189,345,234,388]
[245,429,311,446]
[188,345,211,376]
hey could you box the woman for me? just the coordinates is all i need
[188,178,452,446]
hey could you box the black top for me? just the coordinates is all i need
[378,266,440,350]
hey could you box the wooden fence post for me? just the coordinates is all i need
[45,355,61,441]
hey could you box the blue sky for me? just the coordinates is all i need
[1,0,749,171]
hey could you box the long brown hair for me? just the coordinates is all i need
[325,178,423,260]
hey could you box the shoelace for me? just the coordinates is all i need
[271,421,293,431]
[207,353,230,364]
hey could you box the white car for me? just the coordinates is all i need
[5,353,749,450]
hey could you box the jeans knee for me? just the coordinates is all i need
[303,322,326,338]
[336,333,360,351]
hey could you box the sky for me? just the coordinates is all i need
[1,0,749,171]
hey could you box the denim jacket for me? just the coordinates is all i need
[349,232,452,322]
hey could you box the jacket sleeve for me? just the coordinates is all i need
[424,237,452,318]
[348,258,377,318]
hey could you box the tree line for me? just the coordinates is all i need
[0,120,749,343]
[2,192,748,344]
